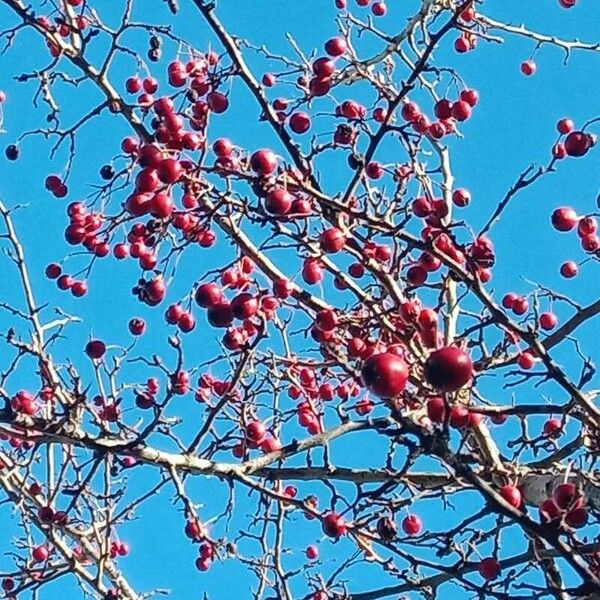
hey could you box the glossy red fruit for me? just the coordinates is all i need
[517,351,536,370]
[512,297,529,315]
[565,507,588,528]
[312,57,336,78]
[520,60,536,76]
[551,207,578,231]
[557,118,574,135]
[325,36,347,57]
[449,405,469,428]
[361,353,409,398]
[85,339,106,359]
[552,483,581,510]
[250,149,278,175]
[478,557,501,581]
[245,420,267,443]
[434,99,453,120]
[560,261,578,278]
[401,101,420,122]
[372,1,386,15]
[231,293,259,320]
[45,263,61,279]
[540,497,561,521]
[213,138,233,157]
[543,417,562,437]
[128,317,146,336]
[207,91,229,113]
[305,545,319,560]
[207,302,234,328]
[366,162,384,179]
[565,131,592,157]
[460,88,479,107]
[195,283,223,307]
[322,512,347,538]
[500,485,522,508]
[157,158,182,184]
[320,227,346,253]
[539,312,557,330]
[290,111,311,134]
[501,293,517,309]
[451,100,471,122]
[32,545,49,563]
[426,396,446,423]
[265,188,293,215]
[452,188,470,207]
[424,347,473,392]
[178,313,196,332]
[401,514,422,535]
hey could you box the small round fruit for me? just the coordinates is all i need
[361,353,409,398]
[322,512,347,538]
[424,347,473,392]
[500,485,522,508]
[401,514,422,535]
[85,339,106,359]
[478,557,501,581]
[250,149,278,175]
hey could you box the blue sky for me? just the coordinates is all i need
[1,0,599,598]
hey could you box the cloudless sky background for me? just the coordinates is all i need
[1,0,599,598]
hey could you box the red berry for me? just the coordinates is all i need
[460,88,479,107]
[245,420,267,443]
[520,60,536,76]
[45,263,61,279]
[128,318,146,336]
[320,227,346,253]
[452,188,470,207]
[557,118,574,135]
[250,149,278,175]
[451,100,471,122]
[500,485,522,508]
[195,283,223,307]
[85,339,106,359]
[325,37,347,57]
[539,312,557,330]
[372,1,386,15]
[565,507,588,528]
[551,207,578,232]
[361,353,409,398]
[426,396,446,423]
[552,483,581,510]
[540,497,561,521]
[312,57,336,78]
[560,261,578,278]
[289,111,311,134]
[565,131,592,157]
[156,158,182,184]
[207,302,234,328]
[401,514,422,535]
[32,545,49,563]
[322,512,347,538]
[424,347,473,392]
[265,188,293,215]
[543,417,562,437]
[478,557,501,581]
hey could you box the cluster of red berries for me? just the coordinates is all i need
[45,261,87,297]
[108,541,130,559]
[552,118,596,160]
[539,482,588,528]
[401,90,478,141]
[232,419,282,458]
